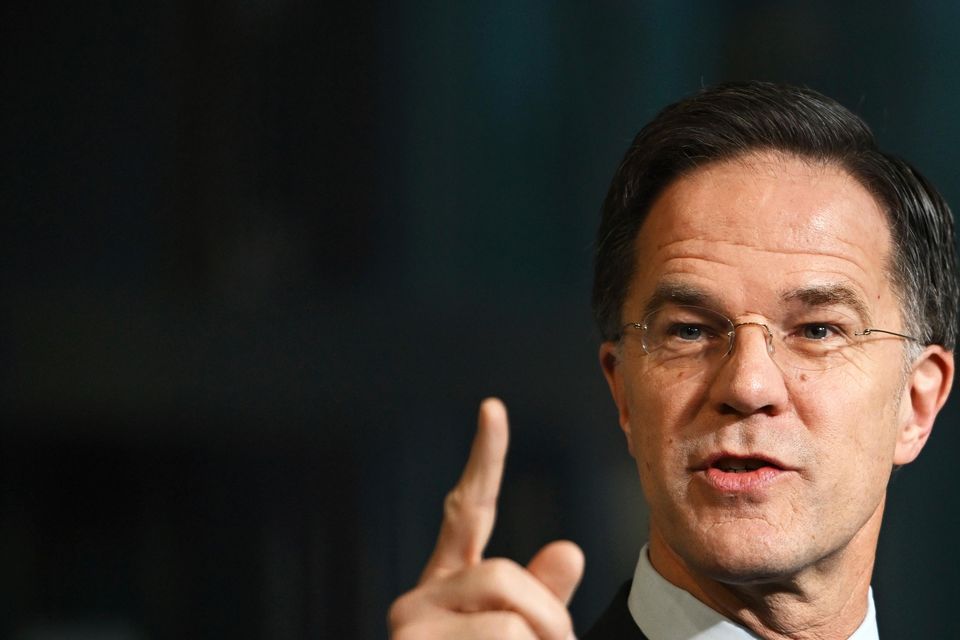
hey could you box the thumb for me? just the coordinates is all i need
[527,540,585,606]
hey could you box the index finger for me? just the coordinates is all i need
[420,397,509,582]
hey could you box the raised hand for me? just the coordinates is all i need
[388,398,585,639]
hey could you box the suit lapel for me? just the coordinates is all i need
[581,580,649,640]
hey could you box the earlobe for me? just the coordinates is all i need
[894,347,955,465]
[599,342,636,456]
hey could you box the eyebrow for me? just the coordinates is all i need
[640,281,873,324]
[780,284,872,323]
[641,282,724,318]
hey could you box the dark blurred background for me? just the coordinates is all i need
[3,2,960,638]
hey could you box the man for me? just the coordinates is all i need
[388,82,957,639]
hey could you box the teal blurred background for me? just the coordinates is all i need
[4,2,959,638]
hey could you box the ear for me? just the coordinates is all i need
[599,341,637,457]
[893,346,955,465]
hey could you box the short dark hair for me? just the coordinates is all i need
[592,80,959,352]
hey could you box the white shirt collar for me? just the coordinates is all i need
[627,544,879,640]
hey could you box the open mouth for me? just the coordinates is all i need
[699,454,789,492]
[712,457,777,473]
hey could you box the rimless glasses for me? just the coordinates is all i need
[617,304,921,371]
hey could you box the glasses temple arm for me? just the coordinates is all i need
[855,328,922,342]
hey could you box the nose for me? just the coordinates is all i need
[710,322,789,416]
[731,321,774,354]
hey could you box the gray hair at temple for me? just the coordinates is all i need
[592,81,959,354]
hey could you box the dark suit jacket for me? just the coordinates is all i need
[581,581,649,640]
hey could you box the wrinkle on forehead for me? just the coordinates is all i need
[633,152,894,295]
[652,243,882,300]
[655,238,879,265]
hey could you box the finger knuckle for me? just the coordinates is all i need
[386,592,417,629]
[444,486,494,521]
[480,557,521,586]
[443,488,466,520]
[486,612,533,639]
[442,489,481,544]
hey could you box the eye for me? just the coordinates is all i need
[669,324,706,341]
[799,324,836,340]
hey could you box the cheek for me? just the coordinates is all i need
[629,370,711,470]
[633,368,706,427]
[794,372,901,471]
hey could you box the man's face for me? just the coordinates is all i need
[601,152,928,584]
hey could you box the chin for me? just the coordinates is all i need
[675,525,810,585]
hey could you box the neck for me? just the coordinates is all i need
[647,505,883,640]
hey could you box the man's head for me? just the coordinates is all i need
[594,82,956,591]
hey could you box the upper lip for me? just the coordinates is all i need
[693,452,791,472]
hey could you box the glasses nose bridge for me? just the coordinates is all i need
[726,320,775,357]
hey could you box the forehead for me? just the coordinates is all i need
[629,152,896,315]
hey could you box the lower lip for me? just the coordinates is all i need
[702,466,785,492]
